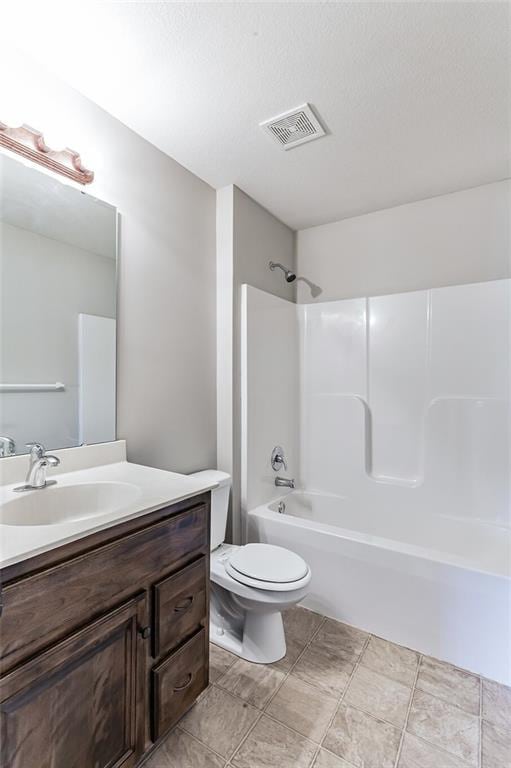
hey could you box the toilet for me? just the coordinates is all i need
[190,469,311,664]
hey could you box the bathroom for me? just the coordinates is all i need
[0,2,509,767]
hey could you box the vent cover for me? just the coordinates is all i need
[260,103,326,150]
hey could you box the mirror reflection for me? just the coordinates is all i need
[0,154,117,457]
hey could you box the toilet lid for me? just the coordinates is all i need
[227,543,309,584]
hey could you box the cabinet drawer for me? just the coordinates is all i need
[152,629,207,740]
[153,557,207,658]
[1,504,208,673]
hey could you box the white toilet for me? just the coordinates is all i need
[191,469,311,664]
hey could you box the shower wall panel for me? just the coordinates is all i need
[300,279,510,527]
[241,285,299,524]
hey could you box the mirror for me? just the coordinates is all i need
[0,154,117,457]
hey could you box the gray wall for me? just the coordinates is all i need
[112,130,217,473]
[233,187,296,302]
[10,60,217,473]
[217,185,296,541]
[296,180,511,302]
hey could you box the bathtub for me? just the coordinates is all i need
[247,490,511,685]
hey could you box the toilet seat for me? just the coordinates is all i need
[224,543,311,592]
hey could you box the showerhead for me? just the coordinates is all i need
[269,261,296,283]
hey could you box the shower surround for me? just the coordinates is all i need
[300,279,509,525]
[241,280,510,683]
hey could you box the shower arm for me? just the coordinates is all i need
[268,261,296,283]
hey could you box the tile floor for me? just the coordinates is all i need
[143,607,511,768]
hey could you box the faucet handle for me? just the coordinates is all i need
[26,442,45,461]
[271,445,288,472]
[0,436,15,457]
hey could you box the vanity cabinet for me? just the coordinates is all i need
[0,492,211,768]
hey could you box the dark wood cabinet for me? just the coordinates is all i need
[0,492,211,767]
[0,502,208,673]
[1,596,144,768]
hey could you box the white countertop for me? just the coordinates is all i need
[0,456,216,569]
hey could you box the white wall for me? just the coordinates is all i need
[297,181,511,302]
[0,222,116,452]
[2,52,217,473]
[241,286,299,534]
[300,280,510,527]
[217,186,296,541]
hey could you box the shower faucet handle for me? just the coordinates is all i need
[271,446,288,472]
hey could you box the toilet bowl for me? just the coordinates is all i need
[190,469,311,664]
[210,543,311,663]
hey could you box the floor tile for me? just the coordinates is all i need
[283,606,324,643]
[345,664,412,727]
[292,641,355,697]
[179,685,259,759]
[217,658,285,709]
[360,636,419,686]
[398,732,471,768]
[144,728,225,768]
[481,720,511,768]
[416,656,480,715]
[209,643,238,683]
[271,634,308,672]
[482,677,511,731]
[266,675,338,742]
[232,715,317,768]
[407,689,479,766]
[323,702,401,768]
[314,619,368,661]
[313,749,355,768]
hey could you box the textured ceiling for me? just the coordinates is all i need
[5,1,510,230]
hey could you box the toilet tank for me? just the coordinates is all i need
[189,469,231,551]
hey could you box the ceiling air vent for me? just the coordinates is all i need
[260,103,326,150]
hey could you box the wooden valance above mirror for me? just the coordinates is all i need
[0,121,94,184]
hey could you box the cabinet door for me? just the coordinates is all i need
[0,595,146,768]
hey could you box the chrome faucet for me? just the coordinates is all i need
[275,476,295,489]
[14,443,60,492]
[272,446,294,488]
[271,446,288,472]
[0,435,15,457]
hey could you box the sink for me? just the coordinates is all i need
[0,482,143,526]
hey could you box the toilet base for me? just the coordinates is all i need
[209,546,310,665]
[210,611,286,664]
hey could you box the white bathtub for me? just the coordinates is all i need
[248,490,511,685]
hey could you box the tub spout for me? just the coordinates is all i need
[275,476,295,489]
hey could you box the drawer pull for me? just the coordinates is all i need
[139,626,151,640]
[174,596,194,614]
[173,673,193,692]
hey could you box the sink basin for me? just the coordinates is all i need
[0,482,142,526]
